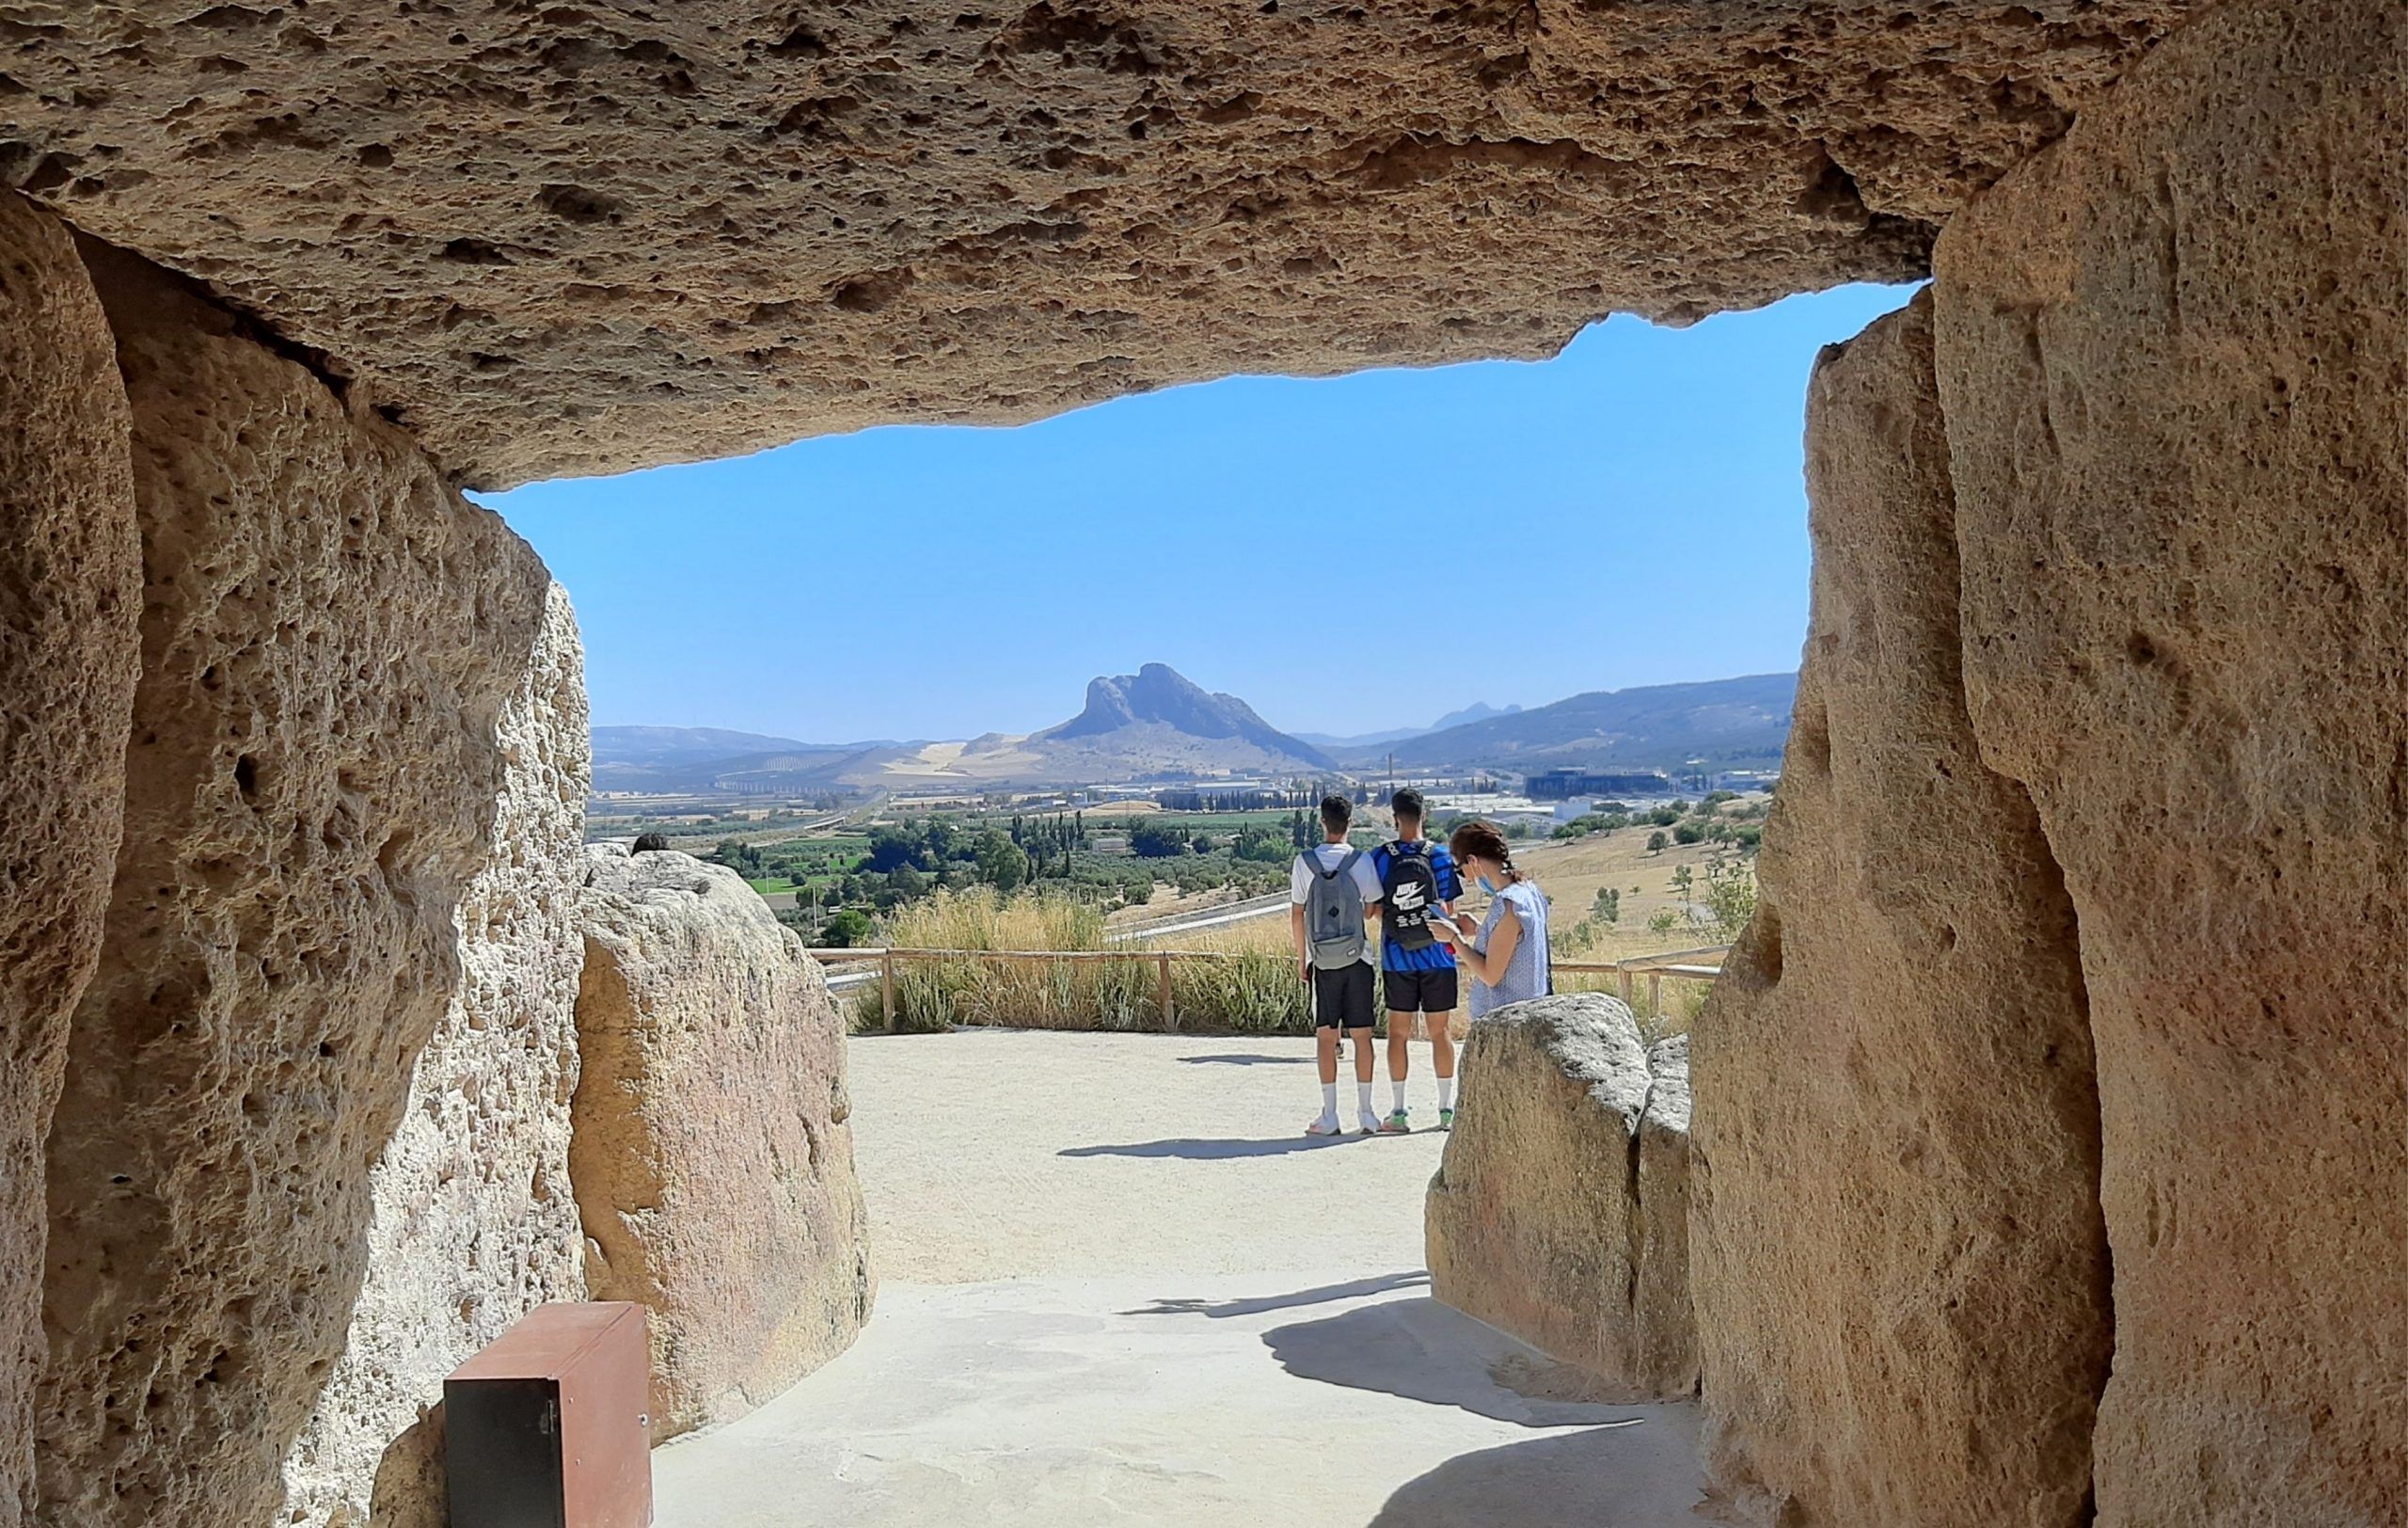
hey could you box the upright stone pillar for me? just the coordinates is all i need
[278,583,591,1528]
[0,192,141,1528]
[1934,0,2408,1517]
[1691,290,2110,1527]
[36,245,558,1527]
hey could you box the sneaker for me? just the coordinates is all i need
[1357,1112,1386,1136]
[1305,1116,1342,1137]
[1378,1110,1413,1135]
[1437,1107,1455,1131]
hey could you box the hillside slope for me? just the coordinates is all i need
[1370,673,1796,772]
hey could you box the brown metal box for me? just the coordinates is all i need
[445,1301,654,1528]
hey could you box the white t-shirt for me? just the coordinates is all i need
[1291,844,1384,967]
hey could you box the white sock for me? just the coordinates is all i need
[1319,1083,1339,1120]
[1356,1082,1376,1118]
[1437,1075,1455,1111]
[1391,1079,1408,1113]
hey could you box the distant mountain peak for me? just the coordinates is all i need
[1040,663,1332,767]
[1428,700,1522,732]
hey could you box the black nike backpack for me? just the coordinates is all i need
[1381,840,1442,952]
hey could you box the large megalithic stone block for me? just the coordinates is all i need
[1933,0,2408,1518]
[1424,993,1696,1402]
[33,244,559,1527]
[0,191,142,1528]
[571,844,875,1441]
[1689,290,2112,1528]
[278,581,592,1528]
[0,0,2184,486]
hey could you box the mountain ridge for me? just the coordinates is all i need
[590,669,1795,792]
[1292,699,1523,752]
[1354,672,1796,773]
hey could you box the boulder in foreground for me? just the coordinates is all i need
[1426,993,1694,1401]
[572,845,874,1440]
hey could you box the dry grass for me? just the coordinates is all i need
[860,849,1736,1038]
[862,887,1307,1034]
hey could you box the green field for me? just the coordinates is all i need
[1088,809,1305,834]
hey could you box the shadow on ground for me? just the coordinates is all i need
[1123,1271,1429,1318]
[1175,1052,1316,1066]
[1060,1134,1359,1159]
[1263,1297,1647,1428]
[1367,1423,1703,1528]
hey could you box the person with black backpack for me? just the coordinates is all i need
[1291,792,1386,1137]
[1369,788,1465,1132]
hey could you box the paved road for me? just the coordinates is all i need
[654,1030,1706,1526]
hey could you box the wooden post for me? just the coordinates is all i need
[881,950,896,1032]
[1618,964,1635,1008]
[1647,970,1663,1022]
[1157,953,1175,1030]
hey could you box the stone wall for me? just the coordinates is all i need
[1934,0,2408,1516]
[35,245,558,1526]
[572,845,874,1440]
[1688,291,2111,1528]
[278,584,590,1528]
[0,192,141,1528]
[1425,994,1693,1402]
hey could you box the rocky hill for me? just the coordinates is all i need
[594,665,1332,793]
[1027,664,1332,772]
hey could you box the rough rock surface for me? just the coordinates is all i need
[1689,292,2109,1528]
[1934,2,2408,1516]
[572,845,873,1440]
[279,584,591,1528]
[1632,1036,1693,1396]
[1425,993,1691,1401]
[2,1,2182,485]
[0,191,139,1528]
[34,246,556,1527]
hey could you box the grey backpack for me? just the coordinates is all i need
[1302,848,1370,969]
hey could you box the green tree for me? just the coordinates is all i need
[1646,831,1670,853]
[974,828,1030,891]
[1673,820,1705,845]
[1592,886,1621,924]
[1703,855,1759,940]
[1130,821,1188,858]
[817,908,874,948]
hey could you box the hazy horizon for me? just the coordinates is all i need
[584,662,1804,750]
[486,281,1917,740]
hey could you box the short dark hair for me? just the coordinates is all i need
[1319,793,1354,835]
[632,832,670,853]
[1391,788,1426,822]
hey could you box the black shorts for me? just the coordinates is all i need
[1311,962,1376,1030]
[1383,965,1461,1016]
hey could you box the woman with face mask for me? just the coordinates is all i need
[1431,819,1552,1018]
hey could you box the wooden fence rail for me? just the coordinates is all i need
[809,943,1731,1032]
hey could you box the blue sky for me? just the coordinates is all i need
[486,281,1918,741]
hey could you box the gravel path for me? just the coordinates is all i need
[655,1029,1705,1526]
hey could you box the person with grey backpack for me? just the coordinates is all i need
[1291,793,1386,1136]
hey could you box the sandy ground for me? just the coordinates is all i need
[654,1030,1707,1526]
